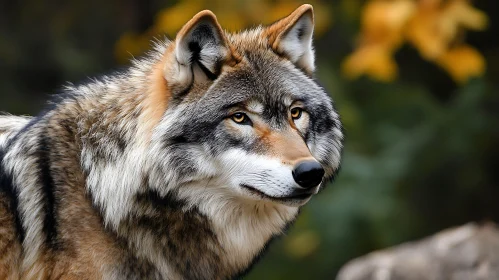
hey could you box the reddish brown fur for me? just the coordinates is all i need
[253,121,313,165]
[139,47,173,142]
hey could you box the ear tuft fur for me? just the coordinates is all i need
[266,4,315,74]
[168,10,232,94]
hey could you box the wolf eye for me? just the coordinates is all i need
[231,112,252,125]
[290,107,303,120]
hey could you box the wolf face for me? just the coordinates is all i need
[146,6,343,210]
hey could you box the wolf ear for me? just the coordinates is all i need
[266,4,315,74]
[167,10,234,94]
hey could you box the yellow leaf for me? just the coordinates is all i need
[406,12,448,60]
[436,45,485,83]
[344,0,488,83]
[360,0,415,50]
[406,0,488,61]
[363,0,415,34]
[342,45,398,82]
[445,0,488,31]
[419,0,443,9]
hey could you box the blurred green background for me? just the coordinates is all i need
[1,0,498,279]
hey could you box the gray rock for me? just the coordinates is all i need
[337,223,499,280]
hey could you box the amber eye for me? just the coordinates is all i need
[231,112,251,125]
[290,107,303,120]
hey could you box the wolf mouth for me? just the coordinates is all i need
[240,184,313,202]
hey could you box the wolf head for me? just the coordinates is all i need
[142,5,343,208]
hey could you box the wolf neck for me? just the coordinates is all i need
[213,199,298,271]
[174,182,298,272]
[114,179,298,279]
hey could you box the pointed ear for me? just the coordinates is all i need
[266,4,315,74]
[166,10,235,94]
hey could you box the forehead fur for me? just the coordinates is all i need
[225,27,270,54]
[186,27,320,100]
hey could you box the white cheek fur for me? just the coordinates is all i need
[216,149,298,198]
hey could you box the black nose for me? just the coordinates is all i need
[292,160,325,189]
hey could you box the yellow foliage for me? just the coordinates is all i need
[343,45,398,82]
[436,45,485,84]
[406,10,448,59]
[344,0,488,84]
[445,0,488,31]
[115,0,332,63]
[361,0,416,49]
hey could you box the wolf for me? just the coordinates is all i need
[0,4,343,279]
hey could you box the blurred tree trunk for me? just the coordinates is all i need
[337,223,499,280]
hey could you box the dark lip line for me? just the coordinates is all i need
[240,184,313,201]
